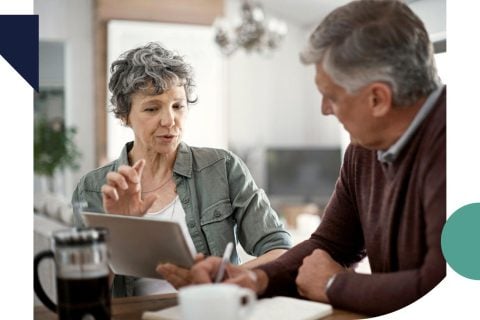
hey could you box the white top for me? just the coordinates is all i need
[134,196,196,296]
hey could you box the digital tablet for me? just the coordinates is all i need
[82,211,195,279]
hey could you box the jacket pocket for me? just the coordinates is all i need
[200,200,235,256]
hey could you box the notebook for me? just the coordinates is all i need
[142,296,332,320]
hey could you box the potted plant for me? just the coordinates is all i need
[34,117,81,193]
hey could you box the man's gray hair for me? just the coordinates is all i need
[109,42,197,119]
[300,0,440,107]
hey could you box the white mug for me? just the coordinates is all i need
[179,283,256,320]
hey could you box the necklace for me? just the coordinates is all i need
[165,197,177,220]
[141,176,173,193]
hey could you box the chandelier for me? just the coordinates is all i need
[214,0,288,56]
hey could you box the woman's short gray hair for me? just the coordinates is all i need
[109,42,197,119]
[300,0,440,107]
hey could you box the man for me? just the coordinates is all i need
[191,0,446,316]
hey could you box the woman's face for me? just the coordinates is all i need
[126,84,188,156]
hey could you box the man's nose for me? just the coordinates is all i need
[321,97,333,115]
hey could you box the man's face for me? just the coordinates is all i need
[314,63,380,149]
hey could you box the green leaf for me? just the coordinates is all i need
[34,117,82,177]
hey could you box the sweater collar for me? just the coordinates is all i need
[377,85,445,163]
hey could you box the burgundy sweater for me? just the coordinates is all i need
[258,88,446,316]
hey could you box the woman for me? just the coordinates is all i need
[72,42,291,297]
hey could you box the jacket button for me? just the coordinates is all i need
[214,210,221,218]
[188,222,195,228]
[182,197,190,204]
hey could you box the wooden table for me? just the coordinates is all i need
[34,293,365,319]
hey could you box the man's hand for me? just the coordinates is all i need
[156,254,205,289]
[296,249,345,303]
[190,256,269,295]
[224,265,269,295]
[189,256,223,284]
[101,159,158,216]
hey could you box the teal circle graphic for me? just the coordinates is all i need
[441,203,480,280]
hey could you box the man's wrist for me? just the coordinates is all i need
[325,274,337,291]
[249,269,269,295]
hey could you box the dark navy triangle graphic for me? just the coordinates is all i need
[0,15,39,91]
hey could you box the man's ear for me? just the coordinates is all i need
[368,83,392,117]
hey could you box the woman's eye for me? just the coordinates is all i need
[144,107,157,112]
[174,104,186,110]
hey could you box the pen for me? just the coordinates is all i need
[214,242,234,283]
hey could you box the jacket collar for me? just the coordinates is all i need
[173,142,193,178]
[117,141,192,178]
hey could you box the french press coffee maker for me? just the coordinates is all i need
[34,227,111,320]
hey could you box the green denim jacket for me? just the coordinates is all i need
[72,141,292,296]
